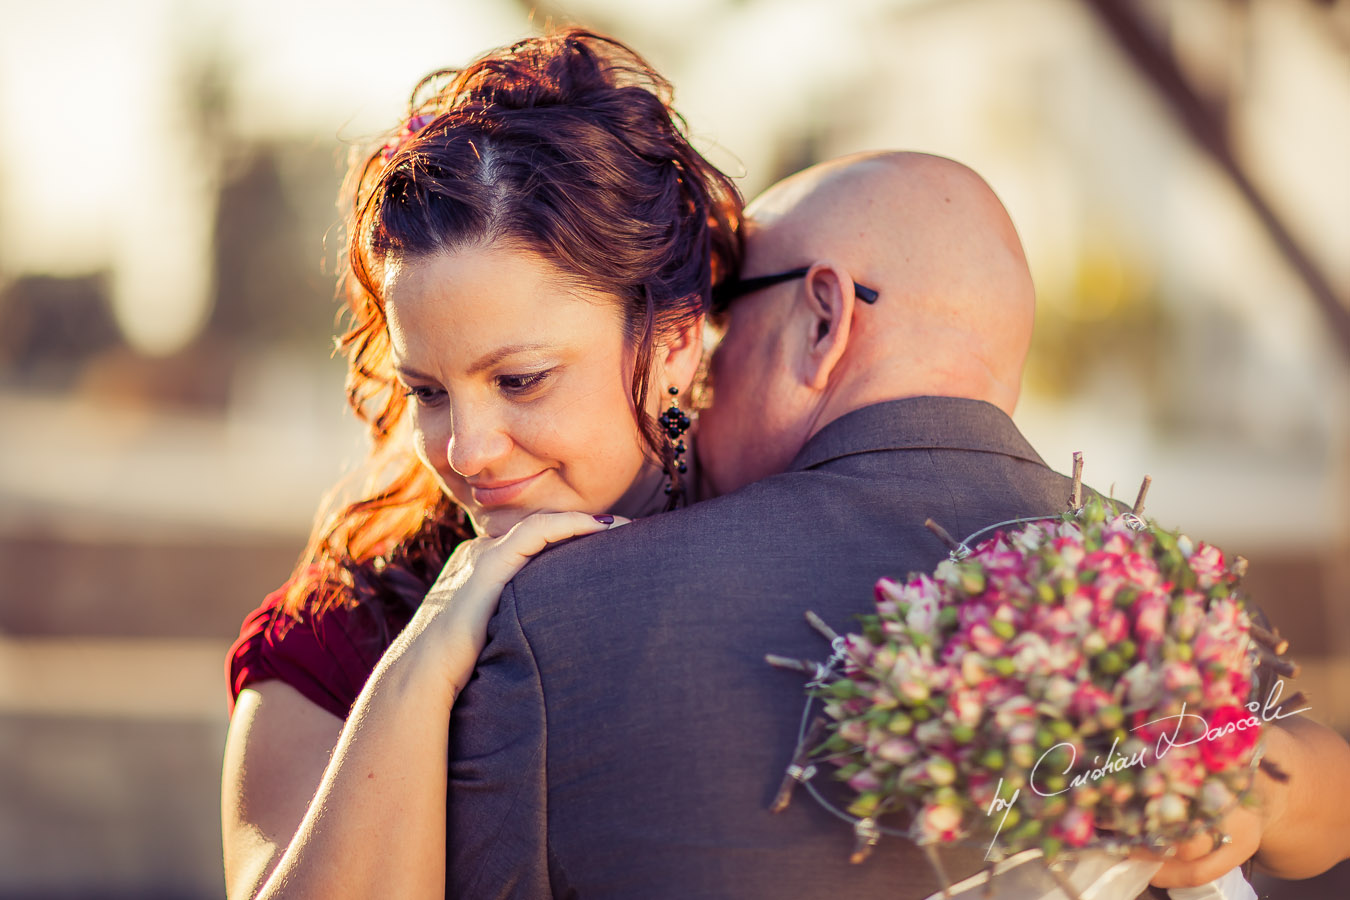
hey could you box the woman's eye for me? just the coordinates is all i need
[402,385,445,406]
[496,370,550,395]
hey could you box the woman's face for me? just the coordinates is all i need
[382,243,667,538]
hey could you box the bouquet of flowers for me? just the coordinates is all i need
[769,468,1299,899]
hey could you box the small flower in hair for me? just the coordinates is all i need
[380,114,434,162]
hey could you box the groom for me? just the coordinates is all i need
[445,152,1348,897]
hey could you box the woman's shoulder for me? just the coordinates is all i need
[226,580,389,721]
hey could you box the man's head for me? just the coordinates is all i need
[698,151,1036,496]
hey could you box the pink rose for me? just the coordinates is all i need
[915,802,964,844]
[1041,676,1077,712]
[1008,721,1038,747]
[847,768,883,793]
[876,737,918,765]
[1052,536,1086,569]
[1206,597,1245,632]
[995,695,1036,731]
[870,645,898,674]
[1097,608,1129,644]
[1163,662,1202,694]
[959,652,989,687]
[1121,662,1162,708]
[1053,807,1096,848]
[1101,531,1131,555]
[874,577,899,613]
[1223,670,1251,706]
[968,623,1004,657]
[1189,543,1226,589]
[1070,682,1114,719]
[959,601,994,630]
[1120,552,1163,591]
[844,634,875,661]
[968,775,999,810]
[1158,742,1206,790]
[839,720,868,744]
[1133,591,1168,647]
[950,687,984,726]
[1198,705,1261,772]
[915,719,948,749]
[1010,633,1053,676]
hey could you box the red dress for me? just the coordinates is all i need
[226,584,392,720]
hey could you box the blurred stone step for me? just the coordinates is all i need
[0,536,296,638]
[0,713,226,899]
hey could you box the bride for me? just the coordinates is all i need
[221,28,741,898]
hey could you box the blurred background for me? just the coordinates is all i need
[1,0,1347,896]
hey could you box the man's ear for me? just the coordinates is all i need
[655,313,706,394]
[799,261,855,391]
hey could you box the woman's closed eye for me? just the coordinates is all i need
[403,384,446,407]
[495,369,552,396]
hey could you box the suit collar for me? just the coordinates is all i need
[787,396,1047,472]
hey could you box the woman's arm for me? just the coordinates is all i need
[221,511,622,900]
[222,683,344,900]
[222,597,468,899]
[1251,714,1350,878]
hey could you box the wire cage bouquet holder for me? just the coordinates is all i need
[768,455,1301,900]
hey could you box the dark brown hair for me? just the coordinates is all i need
[284,28,743,632]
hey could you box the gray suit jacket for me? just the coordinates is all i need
[447,397,1077,899]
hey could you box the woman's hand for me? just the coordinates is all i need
[1137,715,1350,888]
[1130,802,1266,889]
[409,511,629,703]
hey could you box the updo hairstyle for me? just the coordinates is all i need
[285,28,743,630]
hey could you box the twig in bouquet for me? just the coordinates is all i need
[850,816,881,864]
[920,842,954,899]
[804,611,871,671]
[772,717,828,814]
[1069,451,1084,511]
[924,518,970,559]
[1132,475,1152,516]
[1042,858,1084,900]
[1249,621,1289,656]
[765,654,836,682]
[804,610,840,644]
[1259,650,1301,679]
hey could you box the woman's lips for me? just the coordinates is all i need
[467,471,545,508]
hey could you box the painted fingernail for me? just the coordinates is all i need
[593,514,614,524]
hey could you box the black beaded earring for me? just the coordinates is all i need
[658,385,691,497]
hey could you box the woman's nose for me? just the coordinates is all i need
[445,404,513,479]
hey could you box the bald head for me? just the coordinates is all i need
[744,151,1035,415]
[698,151,1036,496]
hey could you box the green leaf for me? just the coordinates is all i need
[887,712,914,735]
[826,679,860,699]
[848,792,882,819]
